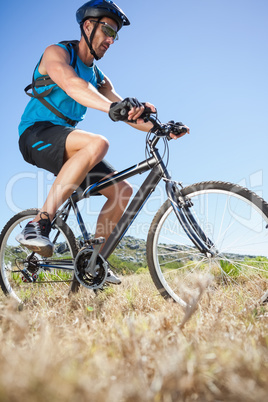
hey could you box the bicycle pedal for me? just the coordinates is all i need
[21,269,33,283]
[32,273,39,282]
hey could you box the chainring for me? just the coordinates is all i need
[74,247,108,290]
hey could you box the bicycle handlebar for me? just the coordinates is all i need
[142,110,188,139]
[118,104,188,139]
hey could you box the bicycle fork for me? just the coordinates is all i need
[166,180,217,257]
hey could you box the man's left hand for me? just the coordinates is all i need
[170,126,190,139]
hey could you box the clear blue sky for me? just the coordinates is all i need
[0,0,267,236]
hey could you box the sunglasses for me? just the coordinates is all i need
[90,20,119,41]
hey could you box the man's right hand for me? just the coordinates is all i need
[109,97,144,122]
[109,97,157,124]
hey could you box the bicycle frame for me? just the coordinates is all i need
[54,140,166,260]
[3,108,267,306]
[52,134,215,267]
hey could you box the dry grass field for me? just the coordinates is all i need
[0,273,267,402]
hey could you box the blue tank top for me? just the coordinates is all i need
[18,43,105,136]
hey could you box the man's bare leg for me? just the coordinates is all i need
[18,129,132,282]
[96,180,133,243]
[32,130,109,222]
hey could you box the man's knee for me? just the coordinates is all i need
[121,181,133,199]
[105,180,133,203]
[85,134,109,157]
[115,181,133,208]
[65,131,109,162]
[82,135,109,168]
[95,135,109,153]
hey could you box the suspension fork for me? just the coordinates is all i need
[165,180,216,257]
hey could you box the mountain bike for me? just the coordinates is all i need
[0,113,267,306]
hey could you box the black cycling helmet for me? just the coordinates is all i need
[76,0,130,31]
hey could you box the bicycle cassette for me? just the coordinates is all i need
[74,247,108,290]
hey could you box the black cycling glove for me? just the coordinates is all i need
[109,97,143,122]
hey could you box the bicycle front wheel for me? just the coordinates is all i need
[147,181,268,306]
[0,209,78,304]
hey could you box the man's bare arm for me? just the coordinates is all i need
[40,45,155,131]
[99,75,155,132]
[40,45,112,113]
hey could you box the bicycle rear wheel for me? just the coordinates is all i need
[147,181,268,306]
[0,209,78,304]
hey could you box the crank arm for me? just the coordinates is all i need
[85,237,105,276]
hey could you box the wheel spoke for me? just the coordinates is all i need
[0,210,78,303]
[147,182,268,305]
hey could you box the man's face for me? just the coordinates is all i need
[89,17,118,59]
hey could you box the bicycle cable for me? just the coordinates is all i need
[145,112,170,172]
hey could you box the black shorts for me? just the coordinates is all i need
[19,122,115,191]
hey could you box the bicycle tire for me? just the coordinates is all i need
[0,209,79,303]
[147,181,268,306]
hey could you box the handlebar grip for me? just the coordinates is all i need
[120,105,156,123]
[140,106,157,122]
[166,124,188,140]
[176,127,188,134]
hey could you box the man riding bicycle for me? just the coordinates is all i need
[16,0,189,284]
